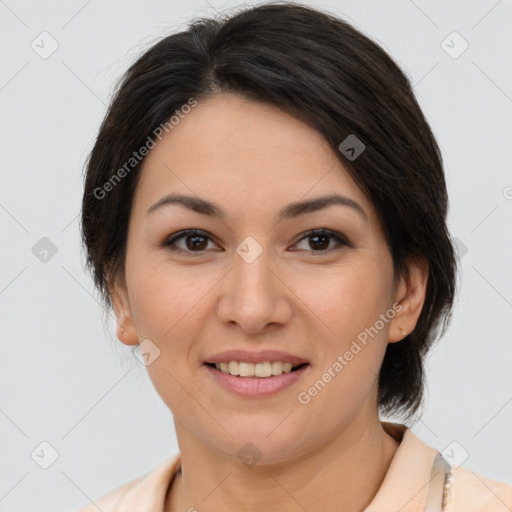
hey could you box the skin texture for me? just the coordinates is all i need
[109,94,428,512]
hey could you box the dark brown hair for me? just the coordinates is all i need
[80,1,457,421]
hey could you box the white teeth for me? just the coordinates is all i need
[255,361,271,377]
[213,361,301,378]
[271,361,283,375]
[228,361,239,376]
[238,362,254,377]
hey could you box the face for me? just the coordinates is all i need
[110,94,425,463]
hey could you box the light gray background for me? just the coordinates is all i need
[1,0,511,510]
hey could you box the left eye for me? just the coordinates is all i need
[162,229,350,255]
[293,229,350,253]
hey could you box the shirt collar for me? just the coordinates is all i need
[364,421,439,511]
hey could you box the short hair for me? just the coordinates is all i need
[80,1,457,421]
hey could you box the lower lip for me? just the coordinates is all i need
[203,364,309,397]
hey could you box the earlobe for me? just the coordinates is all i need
[109,280,139,346]
[388,258,428,343]
[388,305,409,343]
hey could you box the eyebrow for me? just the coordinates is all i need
[146,193,367,222]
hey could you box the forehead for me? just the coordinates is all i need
[132,94,371,221]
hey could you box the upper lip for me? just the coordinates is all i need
[205,349,309,365]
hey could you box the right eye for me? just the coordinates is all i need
[162,230,221,255]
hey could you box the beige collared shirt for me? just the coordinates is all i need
[73,422,512,511]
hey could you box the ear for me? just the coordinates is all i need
[388,257,428,343]
[108,276,139,346]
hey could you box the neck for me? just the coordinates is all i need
[165,414,400,512]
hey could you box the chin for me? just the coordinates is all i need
[204,418,313,465]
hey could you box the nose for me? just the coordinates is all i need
[216,245,293,334]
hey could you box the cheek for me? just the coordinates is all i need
[291,259,392,403]
[127,251,212,338]
[292,258,393,342]
[128,271,207,413]
[296,310,388,432]
[125,261,220,382]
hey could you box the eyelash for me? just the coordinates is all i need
[162,229,351,256]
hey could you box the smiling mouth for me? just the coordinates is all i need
[204,361,309,378]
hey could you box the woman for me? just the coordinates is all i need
[76,2,512,511]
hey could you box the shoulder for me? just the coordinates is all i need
[73,475,146,512]
[71,454,181,512]
[448,464,512,511]
[380,423,511,512]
